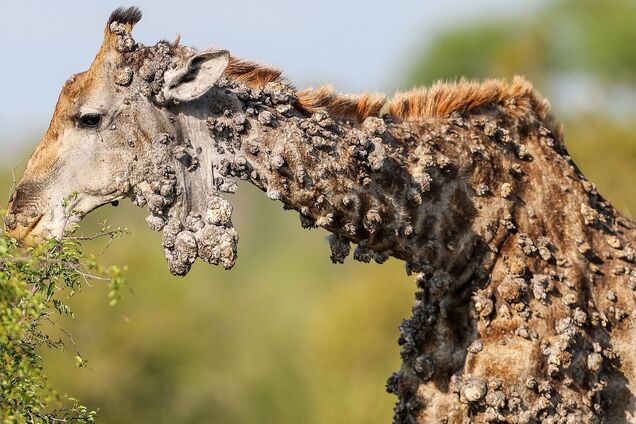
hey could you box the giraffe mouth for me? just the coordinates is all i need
[9,190,128,247]
[5,213,44,247]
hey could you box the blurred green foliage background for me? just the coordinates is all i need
[1,0,635,422]
[406,0,636,217]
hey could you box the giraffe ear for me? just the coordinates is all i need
[163,50,230,102]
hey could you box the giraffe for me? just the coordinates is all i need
[4,7,636,423]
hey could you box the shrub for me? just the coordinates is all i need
[0,220,126,423]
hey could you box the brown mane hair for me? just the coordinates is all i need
[224,57,283,88]
[387,76,562,139]
[220,58,561,138]
[221,58,385,123]
[296,85,386,124]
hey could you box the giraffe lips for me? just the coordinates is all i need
[6,213,45,247]
[12,192,127,245]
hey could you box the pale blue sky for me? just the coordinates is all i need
[0,0,541,152]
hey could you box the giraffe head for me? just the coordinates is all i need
[5,7,231,248]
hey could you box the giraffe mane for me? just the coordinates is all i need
[219,58,561,138]
[224,57,283,88]
[386,76,563,140]
[296,85,386,124]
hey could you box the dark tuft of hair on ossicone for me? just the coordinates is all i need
[108,6,143,26]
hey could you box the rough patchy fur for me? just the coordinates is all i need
[5,7,636,423]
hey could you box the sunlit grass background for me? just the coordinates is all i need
[1,0,635,423]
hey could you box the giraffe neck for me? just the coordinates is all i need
[159,79,518,285]
[135,76,636,421]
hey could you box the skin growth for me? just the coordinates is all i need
[5,7,636,423]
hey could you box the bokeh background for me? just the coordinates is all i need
[1,1,635,423]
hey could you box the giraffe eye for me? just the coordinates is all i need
[77,112,102,128]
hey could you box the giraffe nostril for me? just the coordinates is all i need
[4,213,17,230]
[27,205,39,218]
